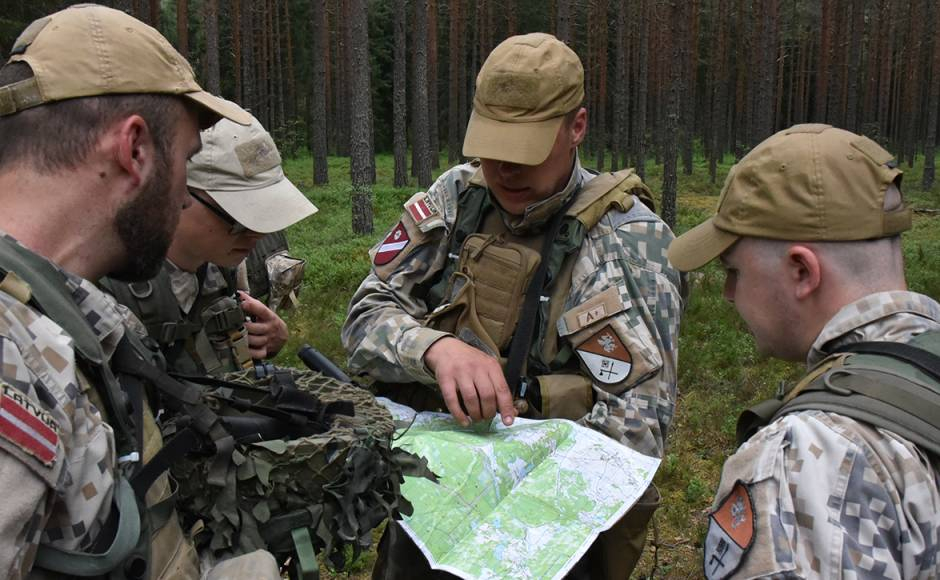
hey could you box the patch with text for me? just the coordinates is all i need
[405,194,439,225]
[575,324,633,384]
[0,383,58,466]
[703,481,755,580]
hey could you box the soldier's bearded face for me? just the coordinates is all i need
[110,107,201,281]
[480,110,586,216]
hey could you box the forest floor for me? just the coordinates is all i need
[273,149,940,579]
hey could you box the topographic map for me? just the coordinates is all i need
[382,400,661,579]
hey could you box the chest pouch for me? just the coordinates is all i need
[426,233,541,356]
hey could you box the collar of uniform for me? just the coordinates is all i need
[807,291,940,367]
[165,259,199,314]
[0,230,128,362]
[499,150,591,236]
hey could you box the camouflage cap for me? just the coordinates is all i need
[0,4,250,126]
[668,124,910,272]
[188,104,317,234]
[462,33,584,166]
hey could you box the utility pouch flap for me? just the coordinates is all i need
[424,272,501,358]
[538,374,593,420]
[457,233,541,351]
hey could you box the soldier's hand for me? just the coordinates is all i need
[424,337,515,427]
[239,291,289,358]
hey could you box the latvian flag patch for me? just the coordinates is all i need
[406,195,438,224]
[374,222,411,265]
[0,385,59,466]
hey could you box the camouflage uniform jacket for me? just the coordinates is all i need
[0,235,125,578]
[342,158,683,457]
[705,291,940,579]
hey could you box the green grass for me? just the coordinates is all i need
[274,148,940,579]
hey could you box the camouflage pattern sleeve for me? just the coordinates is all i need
[342,164,478,383]
[564,208,684,458]
[0,292,115,579]
[704,411,940,579]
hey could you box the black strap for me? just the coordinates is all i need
[503,192,579,397]
[836,340,940,382]
[129,427,200,499]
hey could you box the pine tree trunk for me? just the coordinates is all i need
[393,0,409,187]
[412,0,433,187]
[204,0,220,94]
[448,0,462,162]
[234,0,242,101]
[311,0,329,185]
[662,0,680,229]
[176,0,188,58]
[922,0,940,190]
[428,0,440,169]
[556,0,571,44]
[614,0,628,169]
[347,0,373,234]
[816,0,833,122]
[634,0,649,179]
[149,0,160,27]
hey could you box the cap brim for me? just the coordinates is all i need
[667,217,740,272]
[462,109,563,165]
[207,179,318,234]
[184,91,253,127]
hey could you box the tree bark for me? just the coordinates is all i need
[311,0,329,184]
[633,0,649,179]
[176,0,188,58]
[923,0,940,190]
[448,0,462,162]
[428,0,440,169]
[347,0,373,234]
[393,0,409,187]
[202,0,220,95]
[662,0,681,230]
[412,0,433,187]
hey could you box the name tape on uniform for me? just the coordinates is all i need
[0,384,59,466]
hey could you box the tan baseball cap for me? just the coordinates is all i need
[187,105,317,234]
[0,4,249,126]
[668,124,911,272]
[462,33,584,166]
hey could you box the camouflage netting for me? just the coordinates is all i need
[168,368,431,570]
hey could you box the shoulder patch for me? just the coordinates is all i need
[403,191,444,232]
[0,383,58,466]
[575,323,633,385]
[374,222,411,266]
[704,481,755,580]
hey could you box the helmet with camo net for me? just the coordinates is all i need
[167,368,432,576]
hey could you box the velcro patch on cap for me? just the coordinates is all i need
[0,383,59,466]
[235,136,282,177]
[575,324,633,385]
[704,481,755,580]
[374,222,410,266]
[481,72,541,109]
[851,136,894,165]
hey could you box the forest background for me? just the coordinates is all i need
[3,0,940,577]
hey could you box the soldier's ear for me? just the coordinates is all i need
[568,108,588,148]
[786,244,821,301]
[112,114,155,190]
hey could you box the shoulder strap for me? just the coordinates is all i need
[738,332,940,458]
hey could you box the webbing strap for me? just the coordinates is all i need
[291,527,320,580]
[837,341,940,382]
[503,192,578,397]
[34,478,141,576]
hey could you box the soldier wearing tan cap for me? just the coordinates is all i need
[343,33,684,579]
[105,108,317,377]
[0,5,279,579]
[668,124,940,579]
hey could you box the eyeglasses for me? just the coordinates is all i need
[188,188,249,235]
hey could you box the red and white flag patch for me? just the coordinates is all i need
[405,194,439,225]
[374,222,411,266]
[0,385,58,466]
[576,324,633,385]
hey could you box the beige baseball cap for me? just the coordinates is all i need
[0,4,249,126]
[668,124,911,272]
[462,33,584,166]
[187,105,317,234]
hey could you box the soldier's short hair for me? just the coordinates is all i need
[0,62,182,174]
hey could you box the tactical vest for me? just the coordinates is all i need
[0,238,201,580]
[425,169,658,380]
[103,264,252,376]
[737,330,940,460]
